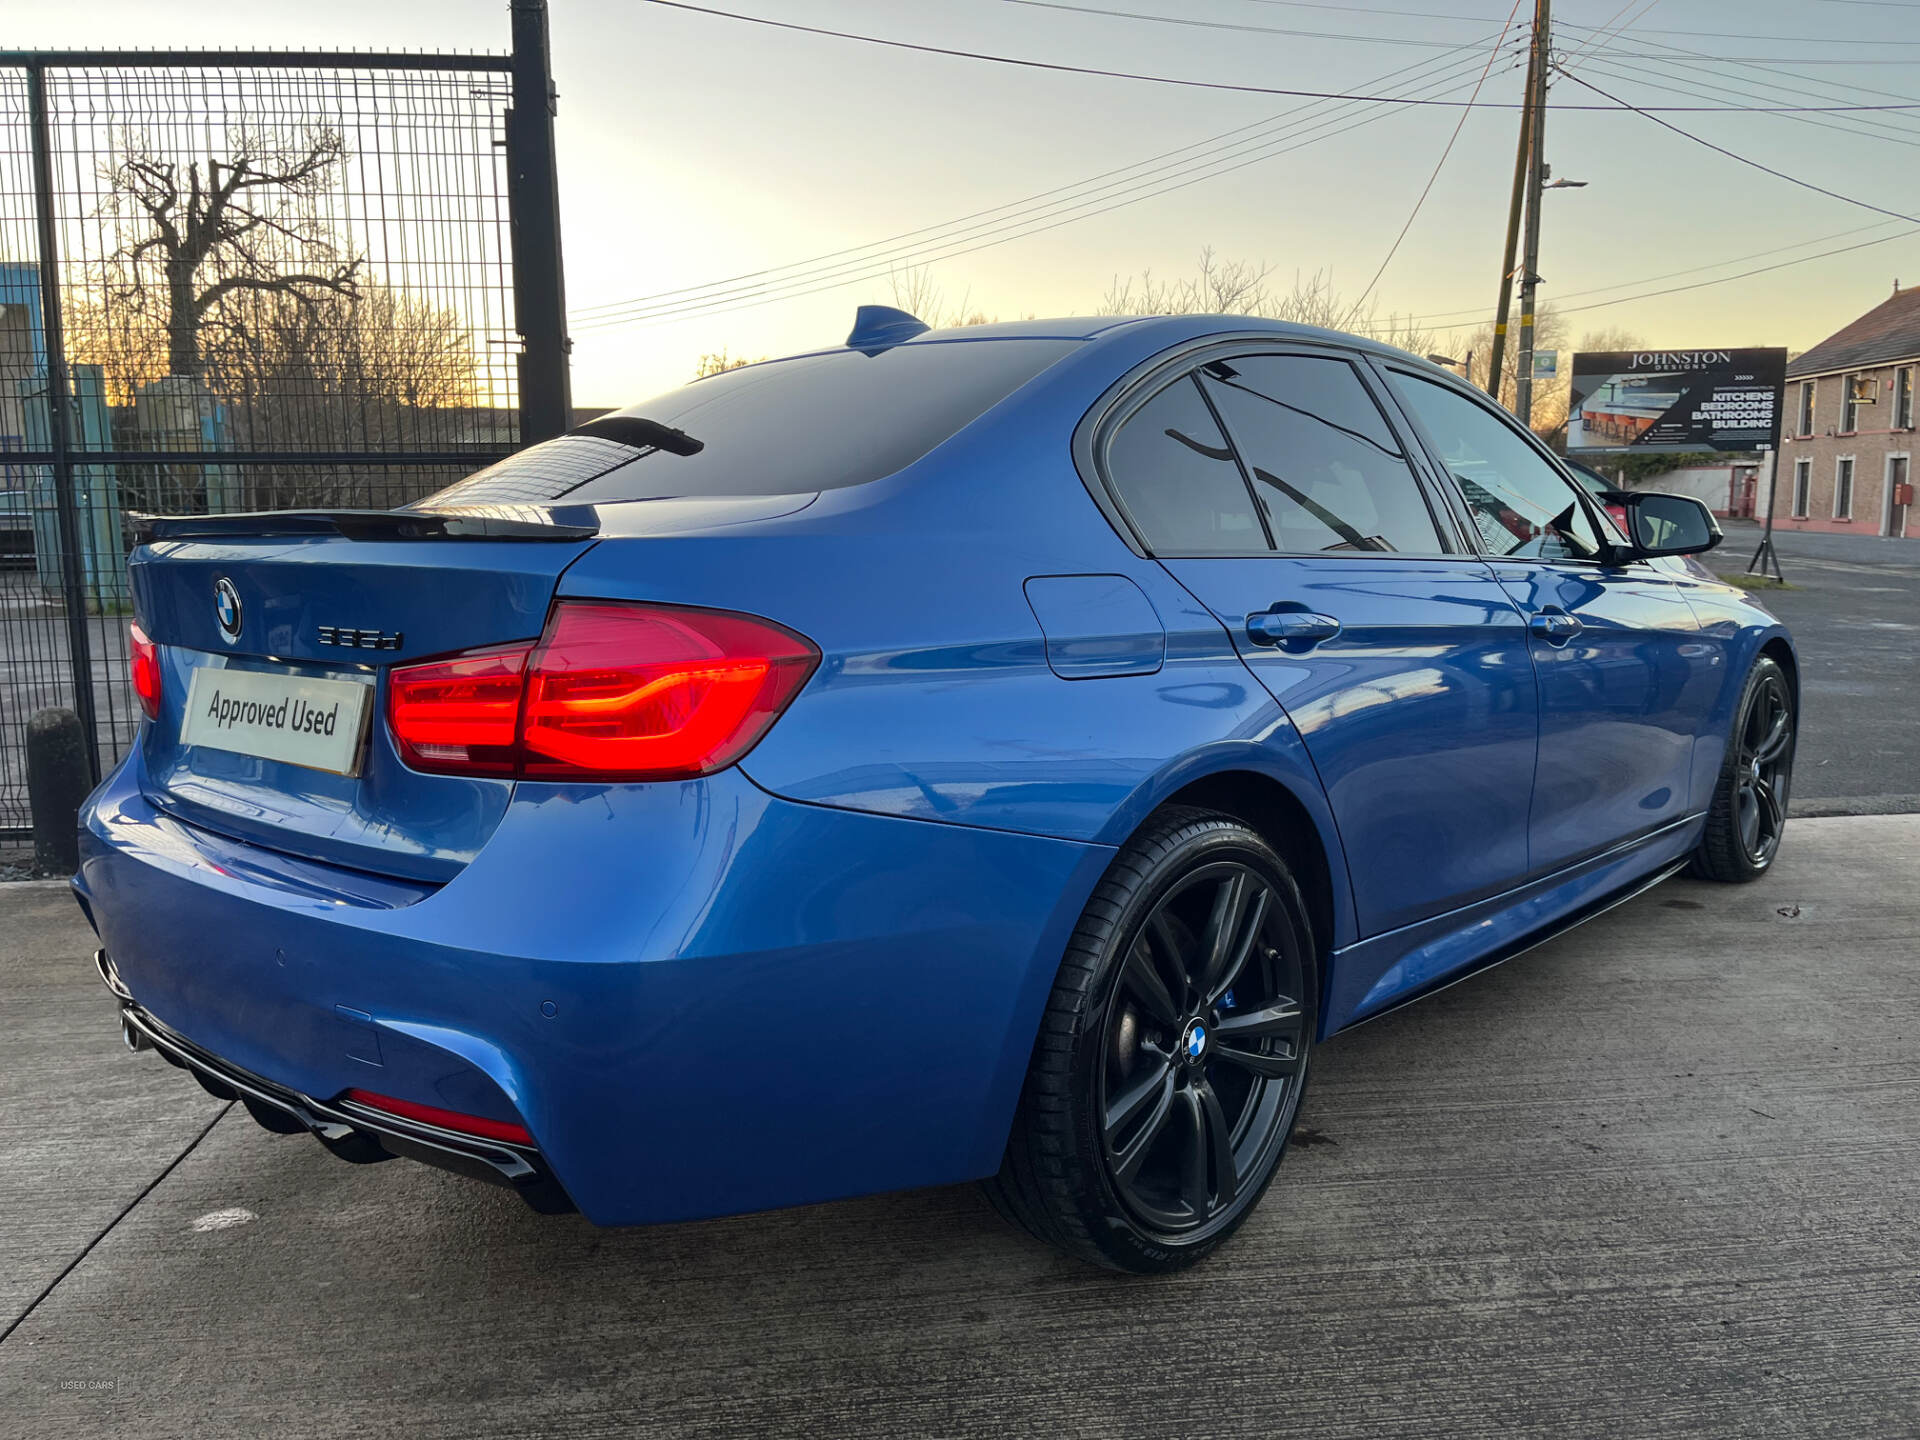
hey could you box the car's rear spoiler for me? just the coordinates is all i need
[130,506,600,545]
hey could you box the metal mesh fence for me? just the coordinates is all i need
[0,41,558,833]
[44,62,520,463]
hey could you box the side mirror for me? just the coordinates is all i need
[1613,491,1722,560]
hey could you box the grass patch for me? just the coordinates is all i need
[1712,571,1794,591]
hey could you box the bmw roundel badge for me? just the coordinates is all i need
[214,577,243,642]
[1185,1022,1207,1061]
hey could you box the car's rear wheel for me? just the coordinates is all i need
[987,808,1317,1272]
[1691,655,1795,883]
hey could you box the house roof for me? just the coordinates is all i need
[1789,286,1920,378]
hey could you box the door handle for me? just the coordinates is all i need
[1527,609,1583,646]
[1246,610,1342,652]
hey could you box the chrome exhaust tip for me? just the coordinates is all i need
[95,949,134,1002]
[121,1014,151,1053]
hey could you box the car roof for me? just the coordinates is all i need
[901,313,1433,363]
[691,312,1456,397]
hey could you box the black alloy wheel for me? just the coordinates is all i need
[988,808,1318,1272]
[1098,862,1304,1237]
[1692,655,1796,882]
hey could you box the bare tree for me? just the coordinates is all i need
[99,125,362,378]
[885,264,1001,328]
[1097,250,1435,356]
[1448,315,1641,440]
[1450,306,1569,426]
[1098,248,1275,317]
[694,349,763,378]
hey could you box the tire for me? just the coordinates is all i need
[987,807,1318,1273]
[1690,655,1796,884]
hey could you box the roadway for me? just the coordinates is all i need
[1706,520,1920,808]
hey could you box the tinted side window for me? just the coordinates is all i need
[1199,355,1446,555]
[420,339,1078,508]
[1392,372,1604,561]
[1105,376,1267,554]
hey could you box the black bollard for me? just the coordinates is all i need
[26,707,90,874]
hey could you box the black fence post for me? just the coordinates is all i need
[507,0,572,444]
[26,707,88,872]
[25,61,101,786]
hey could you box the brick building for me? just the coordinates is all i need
[1775,284,1918,537]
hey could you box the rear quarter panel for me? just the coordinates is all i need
[555,330,1360,948]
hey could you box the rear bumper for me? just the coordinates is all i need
[76,747,1109,1225]
[108,965,574,1215]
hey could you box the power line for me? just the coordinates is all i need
[1557,68,1920,225]
[571,30,1506,321]
[1399,219,1906,322]
[1567,41,1920,147]
[1358,217,1919,336]
[635,1,1920,112]
[576,95,1504,329]
[993,0,1488,48]
[1594,52,1920,64]
[1558,20,1920,150]
[577,51,1523,330]
[1229,0,1518,22]
[1575,56,1920,151]
[1551,224,1920,317]
[574,42,1517,329]
[1563,28,1920,113]
[1355,0,1527,306]
[577,54,1512,327]
[1592,27,1920,45]
[1559,0,1655,66]
[1230,0,1920,44]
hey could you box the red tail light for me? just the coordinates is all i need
[342,1088,534,1146]
[129,622,162,721]
[387,601,818,781]
[387,643,530,775]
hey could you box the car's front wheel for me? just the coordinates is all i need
[988,808,1318,1272]
[1691,654,1796,883]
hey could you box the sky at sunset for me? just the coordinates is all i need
[10,0,1919,403]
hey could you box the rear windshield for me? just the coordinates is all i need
[418,338,1078,509]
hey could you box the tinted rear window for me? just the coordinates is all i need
[419,339,1078,509]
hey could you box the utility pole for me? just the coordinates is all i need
[1513,0,1552,427]
[1485,22,1538,401]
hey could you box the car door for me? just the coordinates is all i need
[1100,347,1540,938]
[1382,366,1723,876]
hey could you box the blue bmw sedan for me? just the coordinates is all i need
[77,309,1795,1271]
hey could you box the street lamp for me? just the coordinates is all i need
[1515,168,1588,419]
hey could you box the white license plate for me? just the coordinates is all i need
[180,666,374,777]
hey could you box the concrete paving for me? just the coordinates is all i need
[2,817,1917,1438]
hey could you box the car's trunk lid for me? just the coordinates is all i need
[130,510,596,883]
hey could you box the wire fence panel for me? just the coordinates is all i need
[0,64,70,835]
[0,39,562,834]
[45,61,521,482]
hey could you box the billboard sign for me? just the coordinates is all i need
[1567,348,1786,454]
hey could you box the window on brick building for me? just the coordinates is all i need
[1791,459,1811,518]
[1835,457,1855,519]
